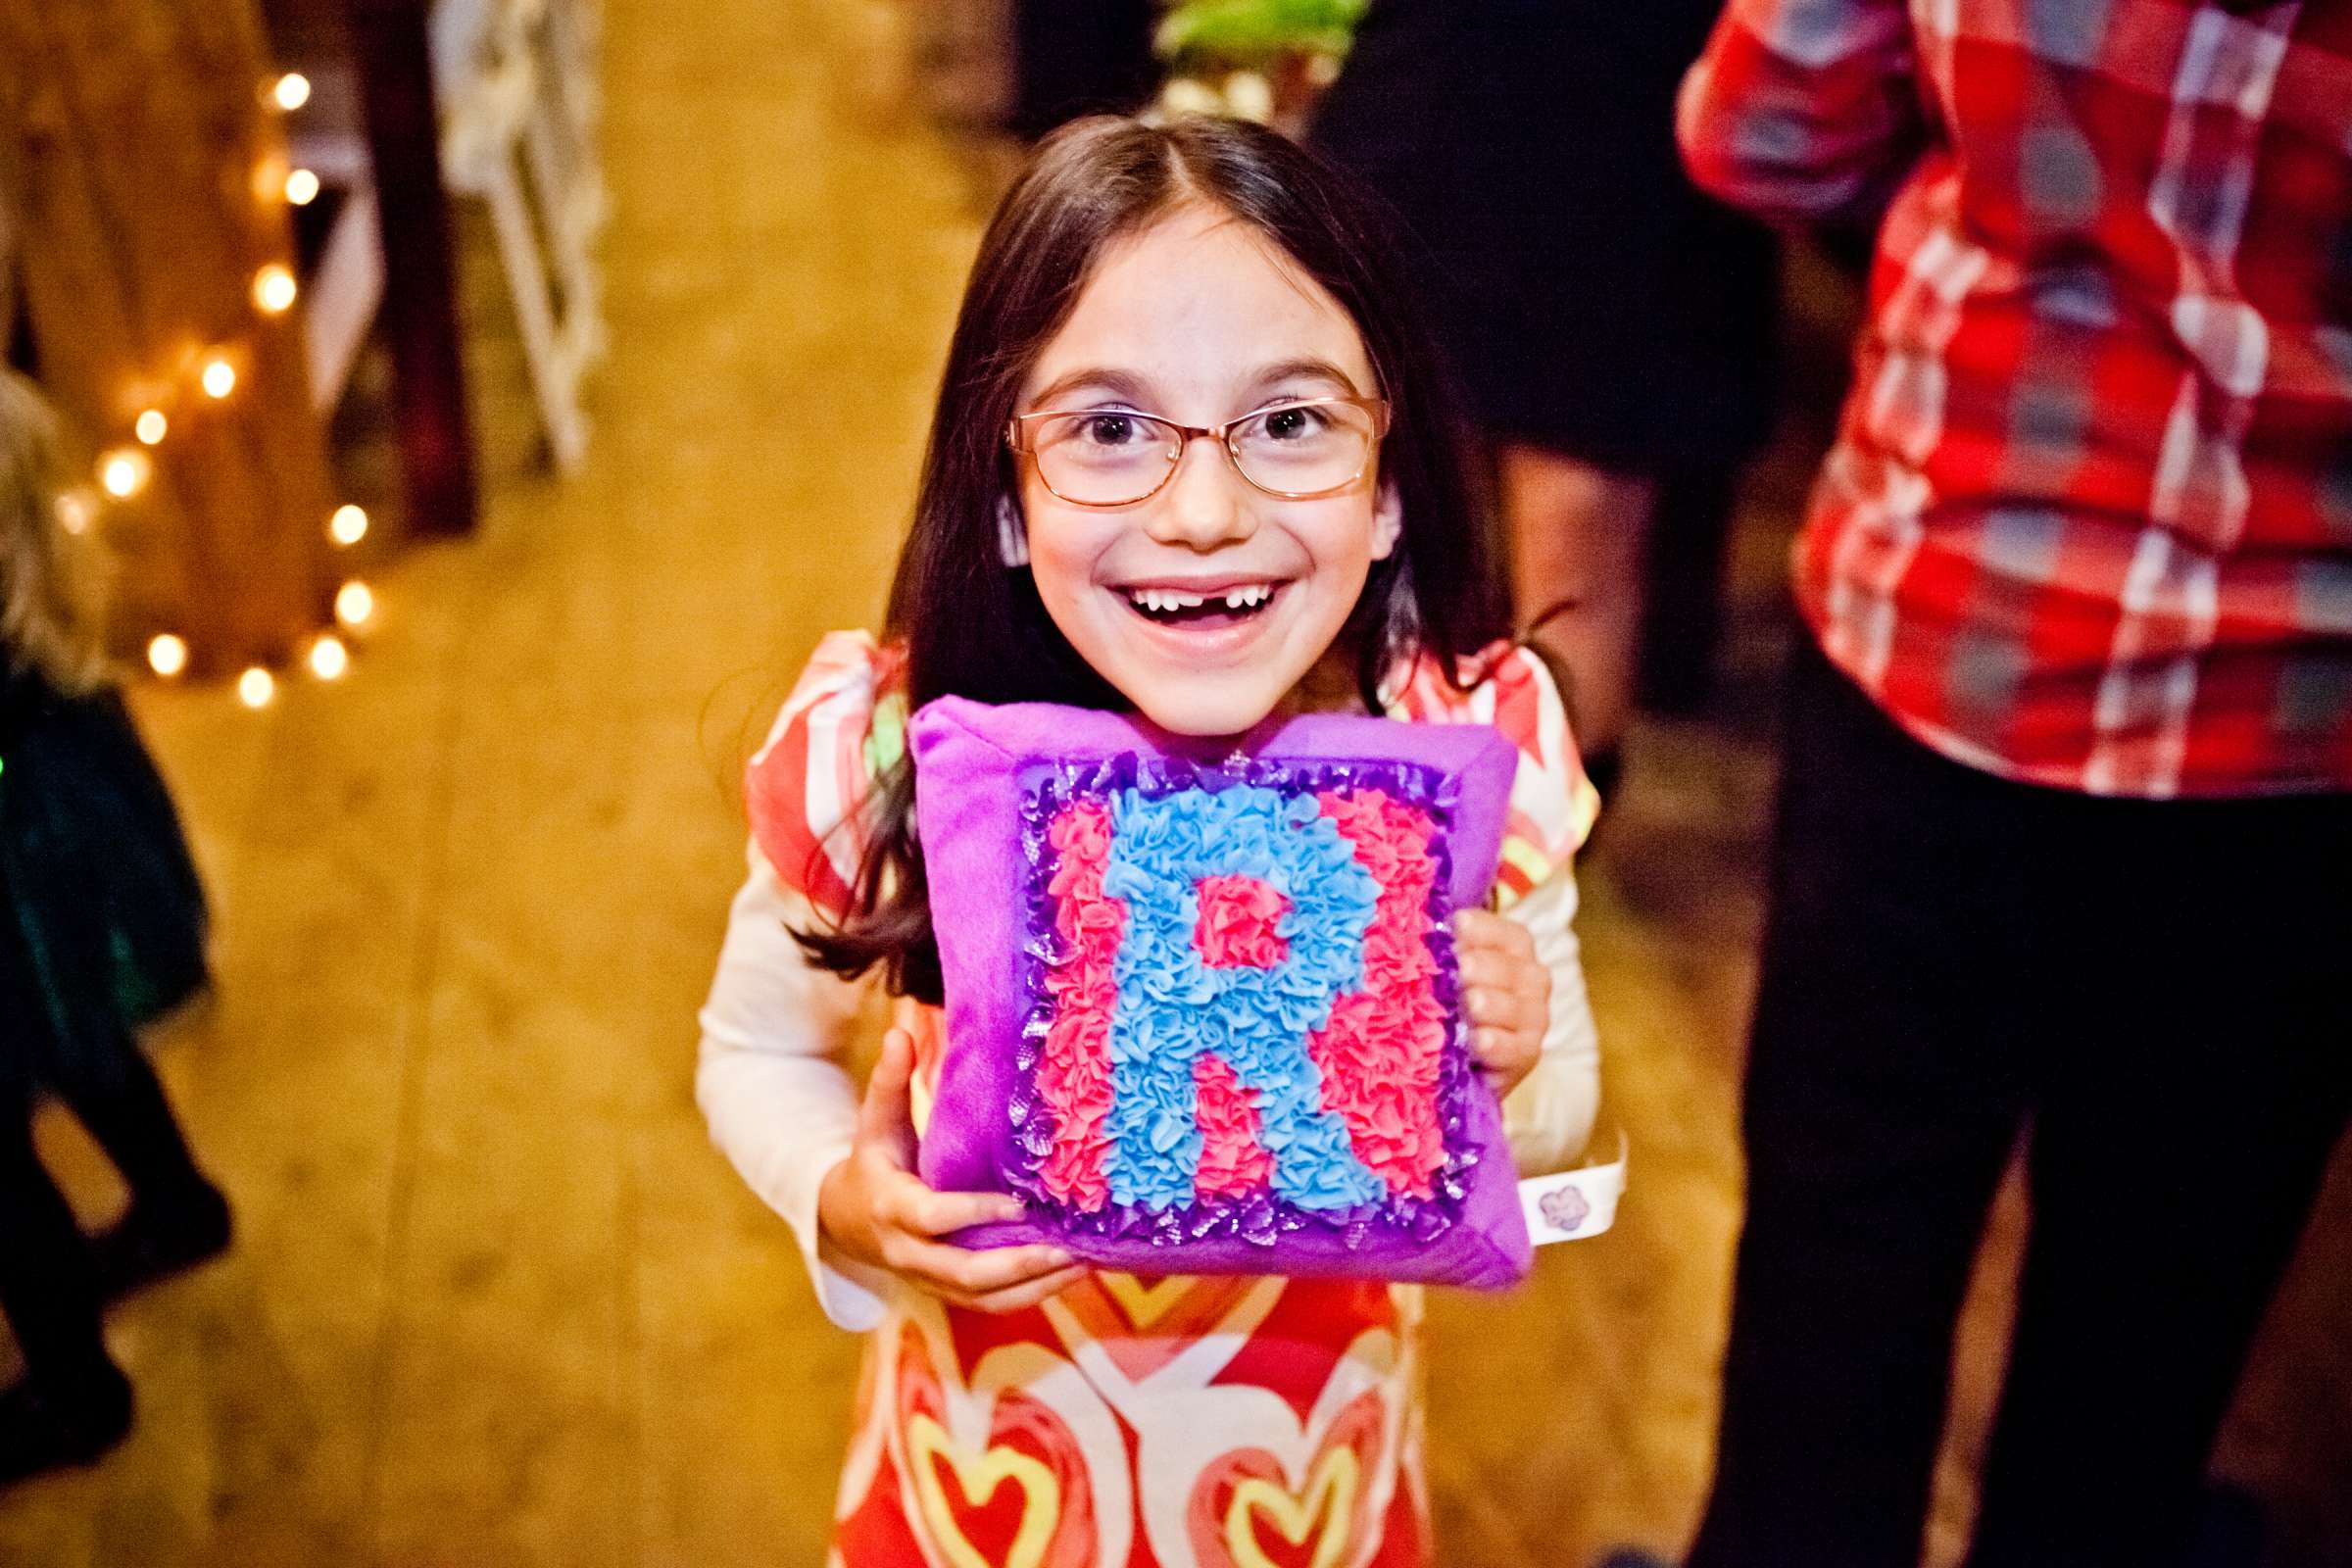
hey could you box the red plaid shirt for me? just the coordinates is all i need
[1680,0,2352,797]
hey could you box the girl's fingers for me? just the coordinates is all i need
[892,1236,1075,1298]
[965,1264,1092,1316]
[1464,985,1546,1036]
[857,1027,920,1162]
[1451,907,1535,957]
[943,1242,1082,1296]
[1456,948,1512,992]
[1459,950,1547,1000]
[900,1183,1028,1237]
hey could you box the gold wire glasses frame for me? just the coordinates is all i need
[1006,395,1395,508]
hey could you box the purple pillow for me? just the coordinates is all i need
[908,697,1533,1289]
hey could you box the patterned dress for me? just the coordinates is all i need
[712,632,1593,1568]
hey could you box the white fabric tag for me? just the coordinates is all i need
[1517,1133,1627,1245]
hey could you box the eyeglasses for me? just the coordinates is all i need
[1006,395,1393,508]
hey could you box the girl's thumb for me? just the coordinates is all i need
[858,1026,918,1154]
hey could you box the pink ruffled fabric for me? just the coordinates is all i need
[1191,1054,1276,1197]
[1038,800,1120,1209]
[1192,873,1291,969]
[1306,789,1448,1199]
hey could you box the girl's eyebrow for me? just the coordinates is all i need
[1029,358,1365,413]
[1027,367,1155,409]
[1247,357,1362,397]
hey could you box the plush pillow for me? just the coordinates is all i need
[908,697,1533,1289]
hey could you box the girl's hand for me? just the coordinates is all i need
[1453,908,1550,1099]
[817,1026,1089,1313]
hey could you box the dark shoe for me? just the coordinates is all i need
[0,1366,133,1485]
[88,1179,232,1303]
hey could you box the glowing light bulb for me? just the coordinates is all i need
[334,580,374,629]
[54,490,96,535]
[147,635,189,678]
[253,264,298,316]
[99,448,151,498]
[328,504,368,546]
[201,357,237,399]
[237,666,275,708]
[272,73,311,111]
[285,168,320,206]
[308,634,350,680]
[135,409,168,445]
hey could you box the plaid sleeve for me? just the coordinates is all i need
[743,630,898,921]
[1676,0,1929,221]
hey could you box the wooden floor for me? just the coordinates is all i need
[4,1,2348,1563]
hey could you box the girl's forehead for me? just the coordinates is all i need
[1024,207,1376,407]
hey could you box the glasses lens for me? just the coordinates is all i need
[1030,412,1177,505]
[1231,402,1377,496]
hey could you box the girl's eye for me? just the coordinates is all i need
[1083,414,1145,447]
[1256,405,1329,442]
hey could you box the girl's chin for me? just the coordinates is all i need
[1119,681,1290,742]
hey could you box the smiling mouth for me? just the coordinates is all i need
[1117,581,1284,630]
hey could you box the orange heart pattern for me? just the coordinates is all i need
[1182,1392,1385,1568]
[887,1323,1106,1568]
[827,1286,1421,1567]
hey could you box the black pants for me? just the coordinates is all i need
[1689,642,2352,1568]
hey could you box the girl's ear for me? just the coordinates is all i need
[997,494,1030,567]
[1370,478,1403,562]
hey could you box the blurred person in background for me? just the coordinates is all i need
[1309,0,1783,801]
[1674,0,2352,1563]
[0,371,228,1485]
[1005,0,1159,140]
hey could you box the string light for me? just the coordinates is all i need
[253,264,298,316]
[122,69,360,712]
[99,448,151,499]
[55,490,96,535]
[308,634,351,680]
[334,580,375,629]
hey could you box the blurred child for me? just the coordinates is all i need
[0,370,228,1485]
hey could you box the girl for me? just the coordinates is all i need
[699,115,1602,1566]
[0,370,228,1484]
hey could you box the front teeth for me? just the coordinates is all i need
[1127,584,1273,612]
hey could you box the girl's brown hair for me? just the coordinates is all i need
[800,115,1508,1003]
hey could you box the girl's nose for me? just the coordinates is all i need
[1145,435,1255,550]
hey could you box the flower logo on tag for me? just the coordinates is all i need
[1538,1185,1591,1234]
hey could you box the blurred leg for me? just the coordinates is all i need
[0,1112,111,1385]
[49,1025,231,1300]
[1689,645,2042,1568]
[1501,441,1656,760]
[1966,797,2352,1568]
[48,1024,211,1207]
[0,1102,132,1484]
